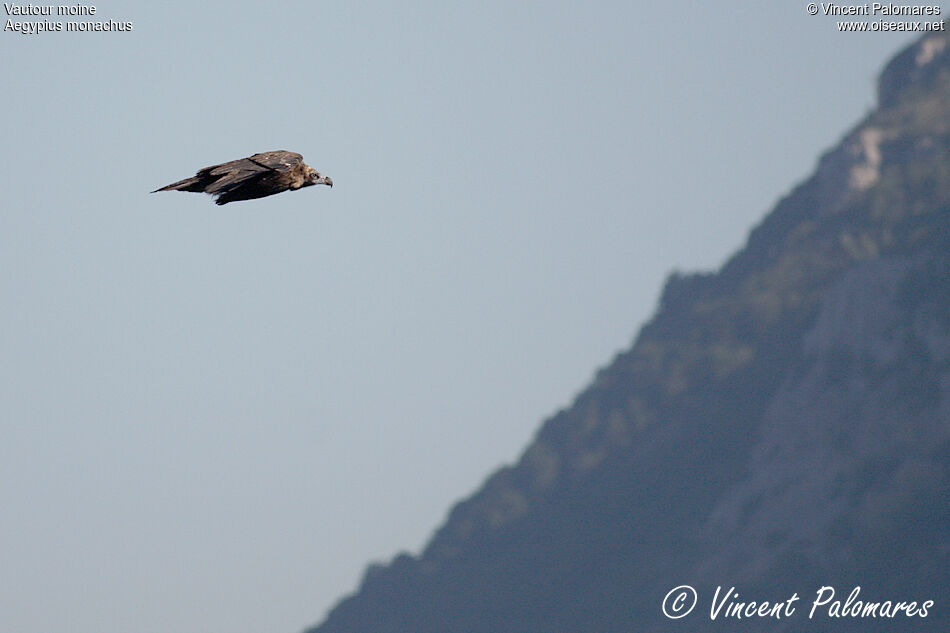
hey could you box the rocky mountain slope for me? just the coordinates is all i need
[305,29,950,633]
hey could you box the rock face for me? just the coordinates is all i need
[305,29,950,633]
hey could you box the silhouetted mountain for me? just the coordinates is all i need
[305,30,950,633]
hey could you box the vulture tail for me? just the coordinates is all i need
[151,176,209,193]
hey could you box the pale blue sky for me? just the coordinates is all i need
[1,3,926,633]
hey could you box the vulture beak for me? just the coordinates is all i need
[320,176,333,188]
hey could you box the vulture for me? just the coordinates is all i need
[152,150,332,205]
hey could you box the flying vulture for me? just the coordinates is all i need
[152,150,332,205]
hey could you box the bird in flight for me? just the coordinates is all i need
[152,150,332,205]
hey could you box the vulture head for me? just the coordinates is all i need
[305,168,333,188]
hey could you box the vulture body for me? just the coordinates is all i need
[152,151,332,205]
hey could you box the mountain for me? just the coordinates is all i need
[305,29,950,633]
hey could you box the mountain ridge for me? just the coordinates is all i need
[306,29,950,633]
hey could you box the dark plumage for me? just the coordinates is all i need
[152,150,332,205]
